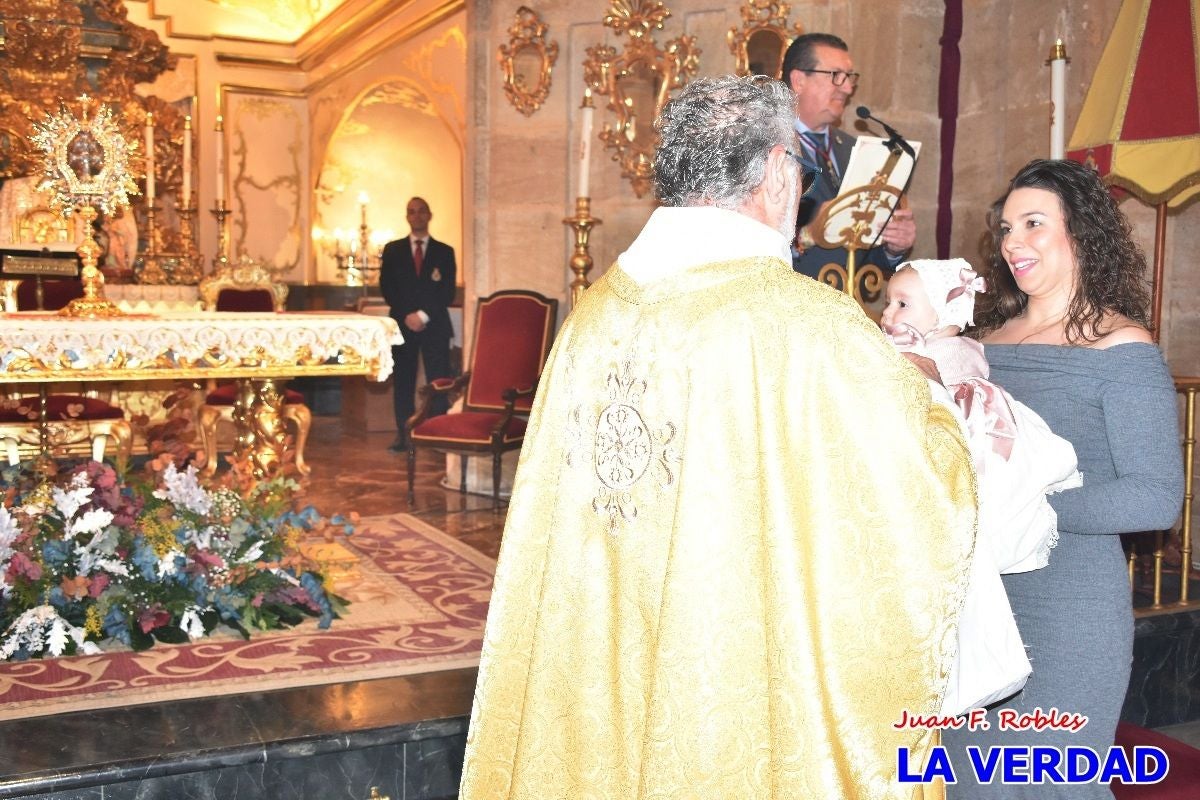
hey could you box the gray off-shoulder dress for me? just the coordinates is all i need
[944,343,1183,799]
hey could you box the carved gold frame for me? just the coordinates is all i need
[583,0,700,198]
[727,1,804,78]
[498,6,558,116]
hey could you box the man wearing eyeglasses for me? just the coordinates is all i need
[783,32,918,280]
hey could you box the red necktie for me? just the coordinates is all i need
[413,239,424,277]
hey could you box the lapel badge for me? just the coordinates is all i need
[430,268,442,282]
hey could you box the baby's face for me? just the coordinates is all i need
[881,268,938,336]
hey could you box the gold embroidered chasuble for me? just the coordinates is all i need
[460,256,976,800]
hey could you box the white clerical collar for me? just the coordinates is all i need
[618,206,791,283]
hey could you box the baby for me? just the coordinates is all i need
[882,258,1083,573]
[882,258,1083,715]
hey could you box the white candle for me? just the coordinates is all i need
[214,115,225,204]
[578,89,595,198]
[358,191,369,226]
[182,115,192,205]
[144,112,155,205]
[1049,38,1068,159]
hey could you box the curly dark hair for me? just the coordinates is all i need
[972,159,1151,343]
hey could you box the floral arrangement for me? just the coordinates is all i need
[0,458,350,660]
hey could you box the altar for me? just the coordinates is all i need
[0,310,402,474]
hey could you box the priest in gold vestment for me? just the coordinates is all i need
[460,76,977,800]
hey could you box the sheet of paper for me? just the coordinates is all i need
[819,135,921,248]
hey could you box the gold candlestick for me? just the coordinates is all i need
[138,202,167,284]
[62,204,124,317]
[211,199,231,272]
[173,194,201,283]
[563,196,601,309]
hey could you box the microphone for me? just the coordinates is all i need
[856,105,916,159]
[854,106,917,256]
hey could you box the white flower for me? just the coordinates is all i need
[0,506,17,598]
[65,507,114,540]
[74,526,121,577]
[0,606,100,659]
[51,484,94,522]
[184,525,214,551]
[237,541,265,564]
[156,550,183,578]
[152,463,212,516]
[179,606,209,641]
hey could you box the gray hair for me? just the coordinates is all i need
[653,75,796,209]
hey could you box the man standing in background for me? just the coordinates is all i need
[379,196,456,452]
[784,32,917,279]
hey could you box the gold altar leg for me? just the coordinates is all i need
[230,378,288,480]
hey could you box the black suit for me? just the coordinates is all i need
[792,127,904,280]
[379,235,457,433]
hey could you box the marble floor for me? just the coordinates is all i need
[299,417,507,560]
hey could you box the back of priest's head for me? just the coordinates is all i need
[653,75,795,211]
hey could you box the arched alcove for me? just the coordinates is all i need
[313,79,463,287]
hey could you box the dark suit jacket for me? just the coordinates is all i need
[793,128,903,279]
[379,235,456,339]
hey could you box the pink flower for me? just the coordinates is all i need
[137,606,171,634]
[88,574,110,598]
[7,552,42,582]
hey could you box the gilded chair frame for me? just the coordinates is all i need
[198,258,289,312]
[197,261,311,476]
[0,276,131,470]
[0,392,132,472]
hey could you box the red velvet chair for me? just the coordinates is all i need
[406,290,558,507]
[0,278,131,469]
[196,261,311,475]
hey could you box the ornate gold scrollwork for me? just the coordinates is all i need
[497,6,558,117]
[727,1,804,78]
[0,0,172,180]
[583,0,700,198]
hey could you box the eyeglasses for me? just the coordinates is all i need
[799,68,861,88]
[784,149,822,197]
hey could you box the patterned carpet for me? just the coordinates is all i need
[0,514,494,721]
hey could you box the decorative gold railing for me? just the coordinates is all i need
[1130,377,1200,615]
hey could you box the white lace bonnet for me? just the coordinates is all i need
[903,258,987,332]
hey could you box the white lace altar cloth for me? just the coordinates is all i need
[0,311,403,383]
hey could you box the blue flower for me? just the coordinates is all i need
[103,607,131,645]
[41,540,71,568]
[47,586,66,610]
[130,538,159,581]
[299,571,334,629]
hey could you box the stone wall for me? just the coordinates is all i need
[468,0,1200,372]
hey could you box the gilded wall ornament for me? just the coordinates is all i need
[498,6,558,116]
[583,0,700,198]
[727,0,804,78]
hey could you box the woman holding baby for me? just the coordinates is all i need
[941,159,1183,799]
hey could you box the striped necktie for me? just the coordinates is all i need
[801,131,838,180]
